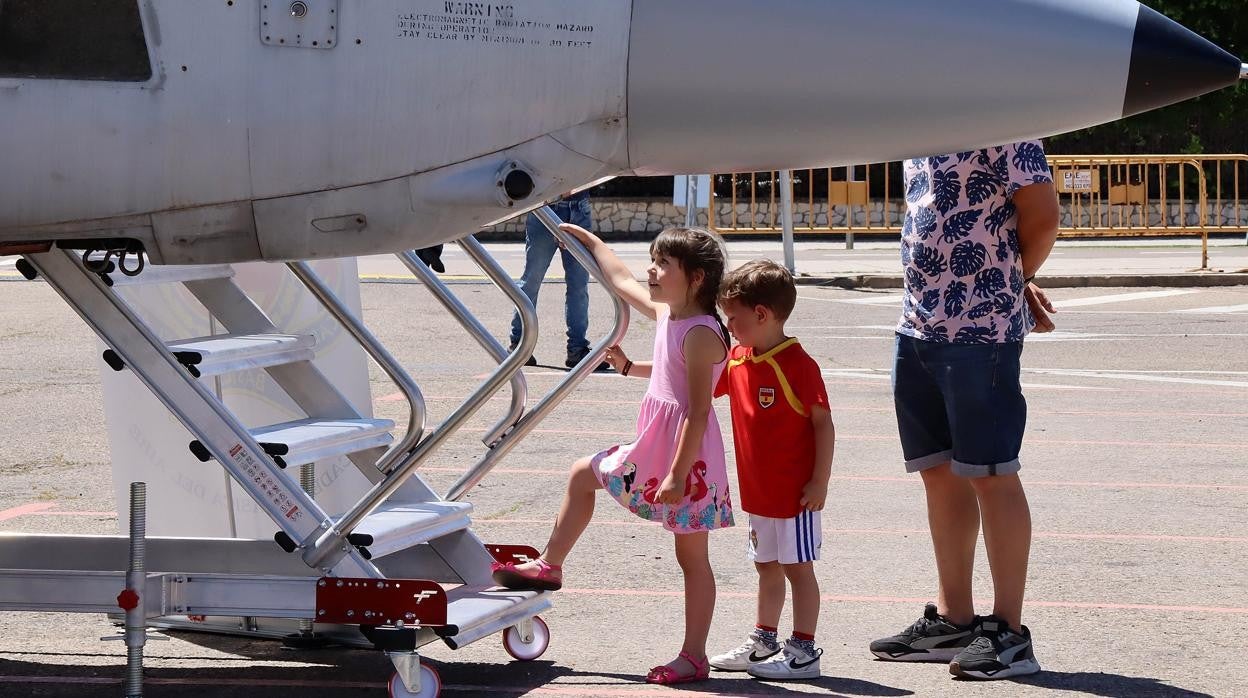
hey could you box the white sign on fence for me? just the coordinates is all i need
[1060,169,1097,193]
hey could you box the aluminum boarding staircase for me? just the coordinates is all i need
[0,209,628,697]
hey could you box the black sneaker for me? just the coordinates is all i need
[869,603,978,662]
[566,347,611,373]
[949,616,1040,680]
[508,342,537,367]
[415,245,445,273]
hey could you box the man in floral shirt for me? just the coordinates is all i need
[870,142,1058,679]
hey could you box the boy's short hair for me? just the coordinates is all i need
[718,259,797,321]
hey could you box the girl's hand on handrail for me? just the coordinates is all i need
[558,223,596,248]
[558,223,660,321]
[605,344,630,373]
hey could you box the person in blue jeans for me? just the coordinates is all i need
[869,143,1058,680]
[509,192,610,371]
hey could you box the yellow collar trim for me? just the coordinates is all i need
[747,337,800,363]
[724,338,808,417]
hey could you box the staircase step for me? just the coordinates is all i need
[440,584,551,649]
[103,333,316,377]
[167,333,315,377]
[110,263,235,286]
[251,418,394,468]
[344,501,473,559]
[191,418,394,469]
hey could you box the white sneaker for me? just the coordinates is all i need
[747,639,822,681]
[708,634,781,672]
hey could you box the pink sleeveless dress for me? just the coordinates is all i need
[591,312,735,534]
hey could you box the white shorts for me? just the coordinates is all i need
[747,511,822,565]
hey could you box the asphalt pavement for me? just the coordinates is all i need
[0,248,1245,697]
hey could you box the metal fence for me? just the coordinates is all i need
[708,155,1248,268]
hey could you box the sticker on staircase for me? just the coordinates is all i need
[229,442,304,523]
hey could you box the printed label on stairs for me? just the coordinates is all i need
[229,442,304,523]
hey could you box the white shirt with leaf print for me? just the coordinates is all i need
[897,141,1053,344]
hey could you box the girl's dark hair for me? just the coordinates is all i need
[649,227,730,344]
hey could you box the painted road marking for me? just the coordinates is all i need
[475,519,1248,544]
[1053,290,1198,308]
[803,335,896,340]
[1027,331,1248,341]
[821,365,1248,391]
[1029,369,1248,389]
[1174,303,1248,314]
[826,368,1248,376]
[837,294,907,306]
[0,503,55,521]
[556,589,1248,615]
[1028,369,1248,375]
[1009,331,1121,343]
[422,467,1248,490]
[800,293,904,306]
[806,331,1248,340]
[820,368,1111,391]
[787,325,898,331]
[517,430,1246,449]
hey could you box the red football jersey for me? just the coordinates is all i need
[714,339,829,518]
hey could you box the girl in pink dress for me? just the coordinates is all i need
[493,224,734,685]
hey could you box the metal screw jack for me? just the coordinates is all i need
[124,482,147,698]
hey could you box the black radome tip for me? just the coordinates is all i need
[1123,5,1242,118]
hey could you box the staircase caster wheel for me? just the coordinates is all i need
[502,616,550,661]
[388,666,440,698]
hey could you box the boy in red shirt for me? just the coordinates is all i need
[709,260,836,681]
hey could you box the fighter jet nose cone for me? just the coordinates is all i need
[1123,5,1242,118]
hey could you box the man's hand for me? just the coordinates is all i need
[1025,282,1056,333]
[656,472,684,505]
[605,345,630,373]
[799,479,828,512]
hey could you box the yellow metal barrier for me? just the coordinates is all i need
[709,155,1248,268]
[711,164,903,235]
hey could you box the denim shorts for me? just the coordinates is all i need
[892,334,1027,478]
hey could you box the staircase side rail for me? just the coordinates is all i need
[298,256,539,570]
[286,261,427,475]
[458,235,539,444]
[444,206,631,501]
[397,238,533,448]
[24,249,378,580]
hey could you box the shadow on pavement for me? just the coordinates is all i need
[441,662,913,697]
[0,650,915,697]
[1014,670,1214,698]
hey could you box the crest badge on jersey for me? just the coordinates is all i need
[758,387,776,409]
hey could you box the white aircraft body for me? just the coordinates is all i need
[0,0,1243,264]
